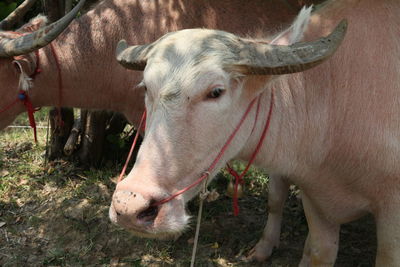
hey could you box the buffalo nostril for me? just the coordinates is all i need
[137,205,159,223]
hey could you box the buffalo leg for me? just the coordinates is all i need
[299,193,339,267]
[299,233,311,267]
[375,202,400,266]
[247,174,290,261]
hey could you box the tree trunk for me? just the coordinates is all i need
[78,111,130,166]
[65,0,72,14]
[48,107,74,160]
[103,112,131,162]
[78,110,108,166]
[42,0,65,22]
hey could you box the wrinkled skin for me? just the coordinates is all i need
[0,0,308,262]
[111,0,400,265]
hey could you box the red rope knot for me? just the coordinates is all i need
[226,164,245,216]
[18,91,38,143]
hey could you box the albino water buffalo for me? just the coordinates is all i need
[0,0,301,130]
[111,0,400,265]
[0,0,313,262]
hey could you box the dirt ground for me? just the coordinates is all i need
[0,129,376,266]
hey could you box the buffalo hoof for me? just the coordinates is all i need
[246,237,279,262]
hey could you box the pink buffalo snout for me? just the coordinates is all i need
[109,179,189,239]
[109,190,159,229]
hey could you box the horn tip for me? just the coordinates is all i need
[116,39,128,59]
[327,19,348,43]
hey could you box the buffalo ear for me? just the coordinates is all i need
[270,6,313,46]
[116,40,154,71]
[17,15,49,33]
[12,55,37,91]
[225,20,348,76]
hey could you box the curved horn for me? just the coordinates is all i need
[0,0,85,58]
[116,39,154,71]
[226,20,348,75]
[0,0,38,31]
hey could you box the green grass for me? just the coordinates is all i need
[11,107,50,126]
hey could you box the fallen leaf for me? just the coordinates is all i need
[47,167,55,174]
[0,222,6,228]
[110,257,119,266]
[206,189,220,202]
[211,242,219,249]
[76,174,88,180]
[0,170,9,177]
[18,179,28,186]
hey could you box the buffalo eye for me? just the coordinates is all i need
[207,87,225,99]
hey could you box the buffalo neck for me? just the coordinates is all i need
[236,0,400,183]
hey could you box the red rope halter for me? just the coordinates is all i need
[119,89,275,216]
[0,40,63,142]
[117,111,147,183]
